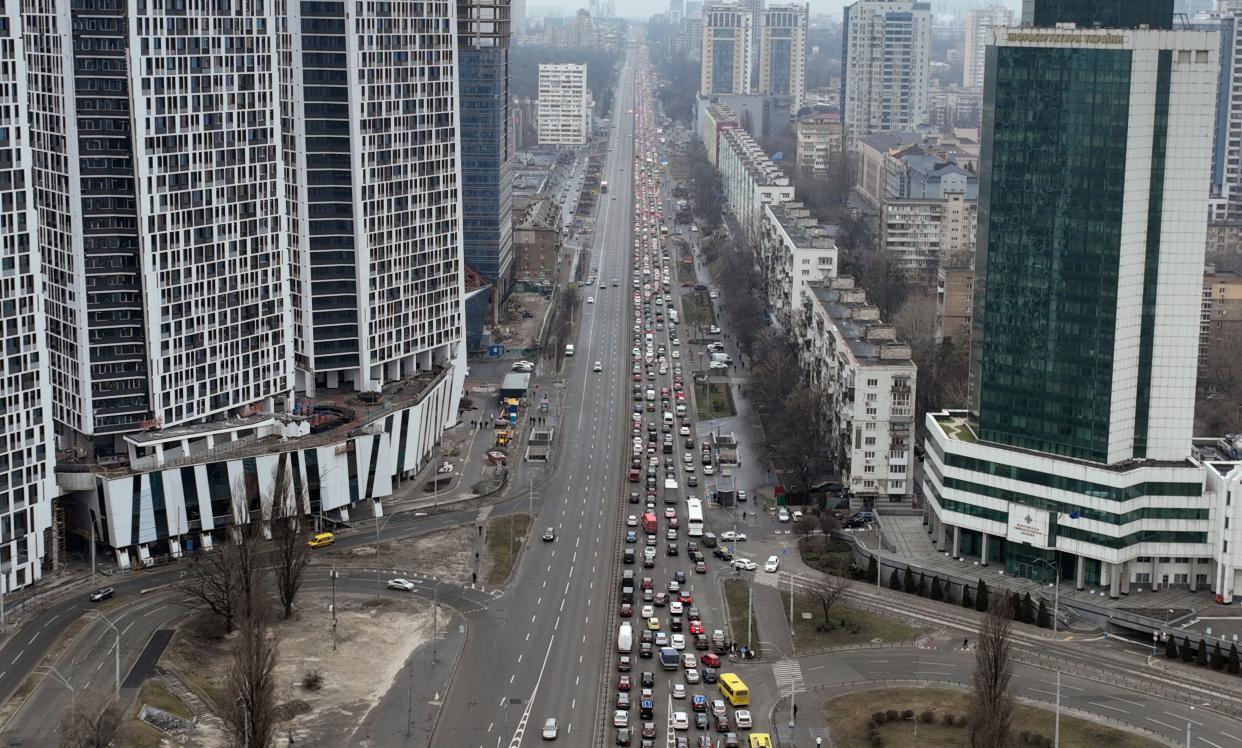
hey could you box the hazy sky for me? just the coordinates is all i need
[542,0,1023,23]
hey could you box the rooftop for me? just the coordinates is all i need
[59,366,451,478]
[766,201,835,249]
[809,281,913,366]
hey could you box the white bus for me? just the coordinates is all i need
[686,497,704,537]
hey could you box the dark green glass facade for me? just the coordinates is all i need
[1022,0,1173,30]
[973,45,1134,462]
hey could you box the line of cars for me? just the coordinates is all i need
[606,52,768,748]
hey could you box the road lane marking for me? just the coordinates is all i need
[1089,701,1130,714]
[1147,717,1179,731]
[1166,711,1204,727]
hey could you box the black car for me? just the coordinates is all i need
[686,607,701,621]
[641,671,655,688]
[666,543,678,556]
[701,667,717,683]
[673,570,687,583]
[542,527,556,542]
[694,713,708,730]
[89,587,114,602]
[630,492,641,504]
[694,634,709,650]
[669,616,683,632]
[624,549,636,565]
[640,642,654,658]
[712,548,733,561]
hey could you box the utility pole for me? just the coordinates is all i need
[87,610,121,696]
[331,568,339,651]
[90,524,96,581]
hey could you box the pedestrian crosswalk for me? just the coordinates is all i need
[771,659,805,694]
[752,570,781,588]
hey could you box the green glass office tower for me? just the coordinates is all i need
[971,1,1213,465]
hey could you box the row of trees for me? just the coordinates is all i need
[173,466,314,748]
[1164,632,1242,675]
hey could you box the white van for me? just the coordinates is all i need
[646,388,656,402]
[618,622,633,653]
[565,344,575,357]
[663,412,674,425]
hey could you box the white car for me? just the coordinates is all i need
[719,531,747,542]
[387,578,415,591]
[778,508,790,522]
[709,361,728,371]
[641,604,655,618]
[792,510,803,521]
[684,668,700,683]
[587,296,595,304]
[711,699,727,717]
[734,709,752,729]
[703,464,715,475]
[627,515,638,527]
[679,425,690,436]
[672,711,689,730]
[613,710,629,728]
[512,361,535,372]
[681,653,697,669]
[764,556,780,573]
[542,717,559,740]
[671,633,686,650]
[594,361,603,372]
[731,558,758,571]
[669,601,684,615]
[672,683,686,699]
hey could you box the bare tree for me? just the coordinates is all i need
[970,594,1015,748]
[812,567,851,624]
[747,331,801,415]
[769,386,834,495]
[226,612,279,748]
[60,692,121,748]
[178,490,264,632]
[269,461,311,620]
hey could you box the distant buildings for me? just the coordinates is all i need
[797,279,917,503]
[701,2,753,96]
[922,3,1236,599]
[962,5,1012,90]
[760,202,839,328]
[513,198,565,282]
[538,63,593,145]
[935,264,974,352]
[854,131,979,211]
[841,0,932,148]
[757,4,809,110]
[1202,266,1242,355]
[794,110,844,181]
[928,85,983,130]
[881,192,977,284]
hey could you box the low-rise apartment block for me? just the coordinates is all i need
[797,279,917,503]
[717,127,795,242]
[699,101,741,166]
[760,201,838,327]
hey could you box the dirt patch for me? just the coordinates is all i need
[317,523,477,586]
[494,292,550,350]
[161,593,435,746]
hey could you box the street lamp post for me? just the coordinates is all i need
[47,666,77,718]
[330,568,339,651]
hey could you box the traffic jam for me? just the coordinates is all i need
[608,48,770,748]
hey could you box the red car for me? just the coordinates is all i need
[678,592,693,605]
[689,621,705,635]
[700,653,721,668]
[620,603,633,618]
[617,675,632,691]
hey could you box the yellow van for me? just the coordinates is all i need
[748,734,773,748]
[307,532,335,549]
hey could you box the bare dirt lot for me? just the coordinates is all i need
[494,292,550,350]
[316,523,477,586]
[160,593,435,747]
